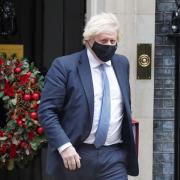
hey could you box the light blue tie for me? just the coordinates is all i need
[94,64,111,148]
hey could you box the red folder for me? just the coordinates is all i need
[132,119,139,156]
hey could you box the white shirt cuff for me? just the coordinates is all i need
[58,142,72,153]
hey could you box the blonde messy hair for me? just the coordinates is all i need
[83,13,120,44]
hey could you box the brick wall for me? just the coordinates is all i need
[154,0,176,179]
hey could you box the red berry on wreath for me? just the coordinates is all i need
[26,71,32,77]
[32,103,38,109]
[0,58,4,65]
[28,131,34,140]
[0,145,6,154]
[31,93,40,100]
[37,127,43,135]
[23,94,31,101]
[17,119,23,126]
[0,131,5,137]
[30,112,38,119]
[20,141,27,148]
[14,67,22,73]
[8,134,12,139]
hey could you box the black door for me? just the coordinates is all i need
[0,0,86,180]
[0,0,86,72]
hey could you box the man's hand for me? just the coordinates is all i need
[60,146,81,171]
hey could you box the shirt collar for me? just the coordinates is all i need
[87,48,111,68]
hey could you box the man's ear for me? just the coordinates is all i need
[88,39,95,47]
[85,40,93,48]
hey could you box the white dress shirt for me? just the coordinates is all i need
[84,49,124,145]
[58,49,124,152]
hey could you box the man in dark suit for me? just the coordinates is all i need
[38,13,139,180]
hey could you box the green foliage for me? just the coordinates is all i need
[0,54,47,170]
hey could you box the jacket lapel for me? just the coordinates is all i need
[111,56,131,115]
[77,49,94,122]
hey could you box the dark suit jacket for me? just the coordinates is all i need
[38,49,139,176]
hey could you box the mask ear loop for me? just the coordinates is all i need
[85,40,100,60]
[86,40,93,49]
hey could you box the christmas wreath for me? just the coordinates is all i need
[0,53,47,170]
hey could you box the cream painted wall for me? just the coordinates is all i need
[86,0,155,180]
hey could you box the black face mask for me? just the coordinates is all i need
[91,41,117,62]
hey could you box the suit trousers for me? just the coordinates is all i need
[59,143,128,180]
